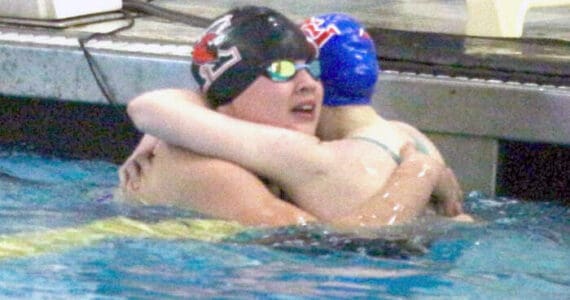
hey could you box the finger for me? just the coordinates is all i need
[124,161,142,191]
[118,165,127,187]
[452,213,475,223]
[399,143,417,161]
[454,201,464,214]
[444,168,464,203]
[135,152,153,174]
[127,161,141,182]
[118,161,132,188]
[444,200,461,216]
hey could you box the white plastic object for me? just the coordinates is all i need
[0,0,122,20]
[466,0,570,37]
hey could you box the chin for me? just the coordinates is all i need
[297,125,317,136]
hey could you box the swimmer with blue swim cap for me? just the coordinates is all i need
[300,13,432,162]
[304,13,470,220]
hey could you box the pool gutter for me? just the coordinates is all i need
[1,22,569,198]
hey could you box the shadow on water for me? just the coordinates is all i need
[233,216,476,260]
[0,169,46,185]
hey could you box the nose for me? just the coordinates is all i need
[293,69,321,95]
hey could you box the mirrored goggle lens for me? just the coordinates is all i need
[265,60,321,82]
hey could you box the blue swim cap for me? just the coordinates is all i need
[301,13,379,106]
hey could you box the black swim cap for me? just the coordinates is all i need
[191,6,315,108]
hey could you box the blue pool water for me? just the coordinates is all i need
[0,148,569,299]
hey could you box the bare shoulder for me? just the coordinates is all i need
[389,120,422,135]
[389,120,445,162]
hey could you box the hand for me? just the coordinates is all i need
[431,167,465,217]
[118,135,159,191]
[399,143,445,180]
[400,144,463,216]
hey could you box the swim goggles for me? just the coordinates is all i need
[264,60,321,82]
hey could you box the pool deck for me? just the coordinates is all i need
[0,0,569,198]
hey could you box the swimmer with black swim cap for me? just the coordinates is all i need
[191,6,318,108]
[122,6,323,227]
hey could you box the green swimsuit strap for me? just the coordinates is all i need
[410,136,431,155]
[349,136,401,164]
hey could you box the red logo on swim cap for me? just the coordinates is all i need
[192,33,218,64]
[359,28,371,40]
[301,17,340,48]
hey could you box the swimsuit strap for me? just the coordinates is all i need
[349,136,401,164]
[411,136,431,155]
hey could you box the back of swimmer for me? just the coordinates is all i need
[302,13,444,164]
[303,13,467,218]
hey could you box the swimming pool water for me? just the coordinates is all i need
[0,148,569,299]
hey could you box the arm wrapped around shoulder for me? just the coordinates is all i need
[331,144,444,229]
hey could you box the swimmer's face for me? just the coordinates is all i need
[217,60,323,135]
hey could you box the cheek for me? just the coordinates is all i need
[318,83,325,100]
[227,78,296,126]
[228,99,282,125]
[241,91,289,118]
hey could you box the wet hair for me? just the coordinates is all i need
[191,6,315,108]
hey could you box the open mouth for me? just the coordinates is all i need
[291,103,316,115]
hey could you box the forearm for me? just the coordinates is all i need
[127,89,221,150]
[332,156,441,229]
[390,122,470,217]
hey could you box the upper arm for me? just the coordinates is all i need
[125,141,316,227]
